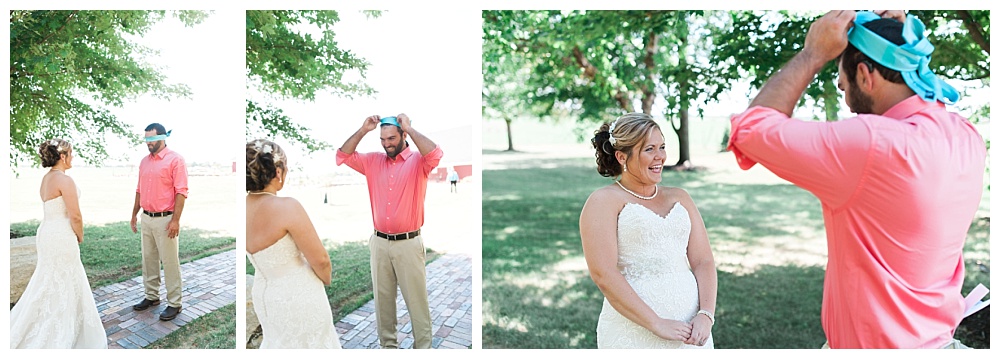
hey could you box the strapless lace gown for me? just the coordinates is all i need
[247,234,342,349]
[597,202,714,349]
[9,195,108,349]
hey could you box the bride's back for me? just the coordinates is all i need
[39,171,67,202]
[246,194,295,254]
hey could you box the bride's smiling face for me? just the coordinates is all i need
[623,130,666,185]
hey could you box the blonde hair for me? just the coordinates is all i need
[590,113,662,177]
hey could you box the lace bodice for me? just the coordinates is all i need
[248,235,315,281]
[596,201,713,349]
[247,234,341,349]
[616,202,692,277]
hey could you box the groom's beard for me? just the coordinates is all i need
[384,142,406,159]
[147,141,163,154]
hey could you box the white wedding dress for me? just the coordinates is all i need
[247,234,342,349]
[9,192,108,349]
[597,202,714,349]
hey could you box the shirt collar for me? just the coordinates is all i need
[882,95,945,120]
[150,146,171,160]
[389,145,413,162]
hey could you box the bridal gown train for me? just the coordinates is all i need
[9,193,107,349]
[597,202,714,349]
[248,234,342,349]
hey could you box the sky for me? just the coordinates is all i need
[248,9,483,172]
[102,10,244,166]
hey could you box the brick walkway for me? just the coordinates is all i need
[94,250,237,349]
[335,253,473,349]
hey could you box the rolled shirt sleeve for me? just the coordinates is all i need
[728,106,873,208]
[336,149,370,175]
[172,155,189,198]
[421,146,444,175]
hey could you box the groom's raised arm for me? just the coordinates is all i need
[336,115,380,174]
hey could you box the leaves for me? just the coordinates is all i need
[9,10,203,168]
[245,10,377,150]
[483,11,717,164]
[709,10,990,120]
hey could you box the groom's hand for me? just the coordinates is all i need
[167,219,180,239]
[130,216,138,233]
[362,115,380,133]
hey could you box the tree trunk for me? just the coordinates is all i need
[641,31,659,114]
[673,20,692,168]
[674,106,691,167]
[823,84,840,121]
[505,116,515,151]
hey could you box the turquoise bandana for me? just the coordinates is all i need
[144,130,172,142]
[847,11,959,104]
[379,116,400,127]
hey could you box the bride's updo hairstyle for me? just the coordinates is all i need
[246,139,287,192]
[39,138,71,168]
[591,113,662,177]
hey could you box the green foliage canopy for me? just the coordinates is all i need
[9,10,205,167]
[245,10,378,152]
[709,10,989,120]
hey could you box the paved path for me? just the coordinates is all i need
[335,253,473,349]
[94,250,237,349]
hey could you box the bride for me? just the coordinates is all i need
[9,139,107,349]
[245,139,342,349]
[579,113,718,348]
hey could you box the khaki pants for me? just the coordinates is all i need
[821,339,970,349]
[141,213,183,307]
[369,233,432,349]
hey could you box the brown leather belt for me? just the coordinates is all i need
[375,229,420,241]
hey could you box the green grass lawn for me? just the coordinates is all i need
[482,157,991,349]
[146,303,236,349]
[246,240,439,323]
[10,221,235,288]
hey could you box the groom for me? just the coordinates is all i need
[727,11,986,348]
[130,123,189,321]
[337,113,443,349]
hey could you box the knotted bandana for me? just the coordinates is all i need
[847,11,959,104]
[144,130,172,142]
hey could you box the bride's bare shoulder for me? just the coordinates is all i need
[583,184,627,211]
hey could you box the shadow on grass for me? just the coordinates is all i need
[483,149,523,155]
[483,157,990,349]
[11,220,235,288]
[483,264,826,349]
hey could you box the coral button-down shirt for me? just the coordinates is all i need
[136,147,189,212]
[336,145,443,234]
[728,95,986,348]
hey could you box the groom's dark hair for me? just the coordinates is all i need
[145,123,167,135]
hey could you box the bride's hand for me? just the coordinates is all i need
[685,314,713,346]
[650,318,692,342]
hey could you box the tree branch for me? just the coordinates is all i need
[956,10,989,55]
[572,46,598,79]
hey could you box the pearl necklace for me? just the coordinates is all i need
[248,191,276,196]
[616,181,657,200]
